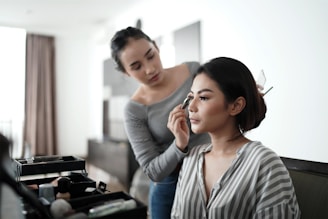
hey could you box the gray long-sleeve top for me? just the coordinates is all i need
[123,62,210,182]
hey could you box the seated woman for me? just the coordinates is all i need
[168,57,300,218]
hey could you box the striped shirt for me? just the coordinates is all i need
[171,141,300,219]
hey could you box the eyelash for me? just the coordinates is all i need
[132,65,141,71]
[200,96,209,101]
[188,95,209,101]
[147,53,154,60]
[132,53,155,70]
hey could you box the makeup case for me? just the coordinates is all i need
[14,155,97,199]
[68,191,147,219]
[13,155,147,219]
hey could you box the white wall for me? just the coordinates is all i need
[105,0,328,162]
[201,0,328,163]
[55,0,328,162]
[56,33,107,156]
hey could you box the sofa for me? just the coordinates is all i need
[281,156,328,219]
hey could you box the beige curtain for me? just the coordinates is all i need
[23,34,57,156]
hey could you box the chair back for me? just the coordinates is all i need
[281,157,328,219]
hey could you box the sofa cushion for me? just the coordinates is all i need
[289,169,328,219]
[281,157,328,219]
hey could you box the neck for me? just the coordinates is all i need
[209,132,248,155]
[141,69,169,91]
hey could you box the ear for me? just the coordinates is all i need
[229,96,246,116]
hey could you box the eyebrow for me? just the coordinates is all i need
[129,48,152,68]
[145,48,152,56]
[190,88,214,94]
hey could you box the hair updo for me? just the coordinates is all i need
[110,26,153,72]
[196,57,267,132]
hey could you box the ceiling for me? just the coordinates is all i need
[0,0,142,36]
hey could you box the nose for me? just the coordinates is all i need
[188,98,197,112]
[145,63,155,75]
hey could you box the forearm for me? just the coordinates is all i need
[131,138,187,182]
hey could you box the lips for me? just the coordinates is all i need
[149,74,159,82]
[189,117,200,124]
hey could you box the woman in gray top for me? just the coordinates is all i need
[110,27,210,219]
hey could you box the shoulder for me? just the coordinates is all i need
[184,61,201,68]
[183,61,201,75]
[243,141,285,170]
[245,141,278,157]
[124,100,147,119]
[169,61,200,74]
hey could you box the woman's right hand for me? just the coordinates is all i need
[167,105,190,151]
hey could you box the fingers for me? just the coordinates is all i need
[168,105,186,127]
[167,106,184,131]
[167,105,190,150]
[168,115,187,132]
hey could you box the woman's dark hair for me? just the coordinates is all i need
[196,57,267,133]
[110,26,153,72]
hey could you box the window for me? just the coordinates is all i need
[0,26,26,158]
